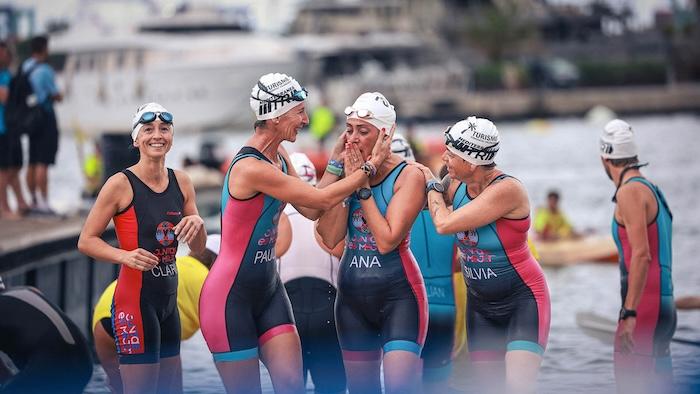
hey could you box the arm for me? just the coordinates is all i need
[675,296,700,310]
[359,166,426,254]
[0,87,8,104]
[276,212,292,257]
[237,158,367,212]
[429,181,522,235]
[316,200,350,250]
[77,174,159,270]
[173,170,206,253]
[615,184,653,353]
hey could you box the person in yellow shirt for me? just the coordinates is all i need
[534,190,577,240]
[92,234,220,394]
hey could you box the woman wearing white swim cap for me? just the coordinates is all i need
[199,75,393,394]
[79,102,207,394]
[317,92,429,394]
[414,116,551,394]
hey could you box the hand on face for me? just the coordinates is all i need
[330,132,347,162]
[343,141,364,175]
[368,123,395,168]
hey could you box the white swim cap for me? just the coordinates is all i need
[600,119,637,159]
[205,234,221,255]
[391,133,415,162]
[131,102,172,142]
[345,92,396,132]
[250,73,307,120]
[290,152,317,186]
[444,116,499,166]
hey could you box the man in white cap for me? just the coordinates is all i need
[200,76,392,394]
[599,119,676,394]
[91,234,221,394]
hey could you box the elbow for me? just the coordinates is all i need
[77,235,88,255]
[434,221,450,235]
[376,239,400,255]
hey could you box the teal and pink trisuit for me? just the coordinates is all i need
[453,176,551,360]
[199,147,295,362]
[612,177,676,379]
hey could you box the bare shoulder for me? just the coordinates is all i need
[172,169,193,187]
[98,172,132,210]
[616,181,651,207]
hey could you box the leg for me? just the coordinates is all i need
[25,164,36,206]
[259,331,304,394]
[156,356,182,394]
[215,358,262,394]
[383,350,422,394]
[119,363,159,394]
[343,355,382,394]
[421,303,457,393]
[93,322,123,394]
[504,350,542,394]
[8,168,29,213]
[0,169,14,217]
[35,164,49,208]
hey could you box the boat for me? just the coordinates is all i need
[533,234,619,267]
[50,4,302,137]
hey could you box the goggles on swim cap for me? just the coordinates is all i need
[251,81,308,103]
[444,125,499,163]
[132,111,174,129]
[344,106,374,119]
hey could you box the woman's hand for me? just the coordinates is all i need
[119,249,159,271]
[174,215,205,244]
[330,132,347,163]
[369,124,395,168]
[344,141,364,175]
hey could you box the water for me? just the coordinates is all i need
[59,114,700,393]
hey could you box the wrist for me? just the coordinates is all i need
[619,307,637,321]
[360,161,377,178]
[326,159,344,177]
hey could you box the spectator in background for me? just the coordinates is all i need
[0,42,29,219]
[22,35,62,215]
[534,190,578,241]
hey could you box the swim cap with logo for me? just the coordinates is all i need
[391,133,415,162]
[250,73,307,120]
[444,116,499,166]
[290,152,317,186]
[345,92,396,132]
[600,119,637,159]
[131,102,172,142]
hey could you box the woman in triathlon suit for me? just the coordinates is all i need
[415,116,550,394]
[78,103,207,394]
[198,74,392,394]
[317,93,428,394]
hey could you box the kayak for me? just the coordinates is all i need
[533,234,618,267]
[576,310,700,348]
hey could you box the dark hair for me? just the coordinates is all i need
[30,36,49,54]
[254,120,267,129]
[547,190,560,199]
[190,249,218,270]
[607,156,639,167]
[481,162,496,169]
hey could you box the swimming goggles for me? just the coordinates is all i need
[133,111,174,128]
[252,81,308,103]
[344,106,373,118]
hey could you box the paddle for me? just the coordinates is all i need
[576,311,700,348]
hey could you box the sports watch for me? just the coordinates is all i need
[356,188,372,200]
[426,180,445,194]
[619,307,637,321]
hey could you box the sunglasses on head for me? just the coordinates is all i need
[134,111,174,128]
[253,81,307,103]
[344,106,373,118]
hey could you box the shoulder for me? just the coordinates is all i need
[172,168,193,188]
[491,176,527,197]
[397,163,424,184]
[616,180,652,206]
[102,171,130,193]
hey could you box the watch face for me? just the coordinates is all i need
[429,181,444,193]
[358,188,372,200]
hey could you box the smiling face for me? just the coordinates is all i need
[442,149,471,180]
[345,118,381,161]
[275,102,308,142]
[134,119,173,158]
